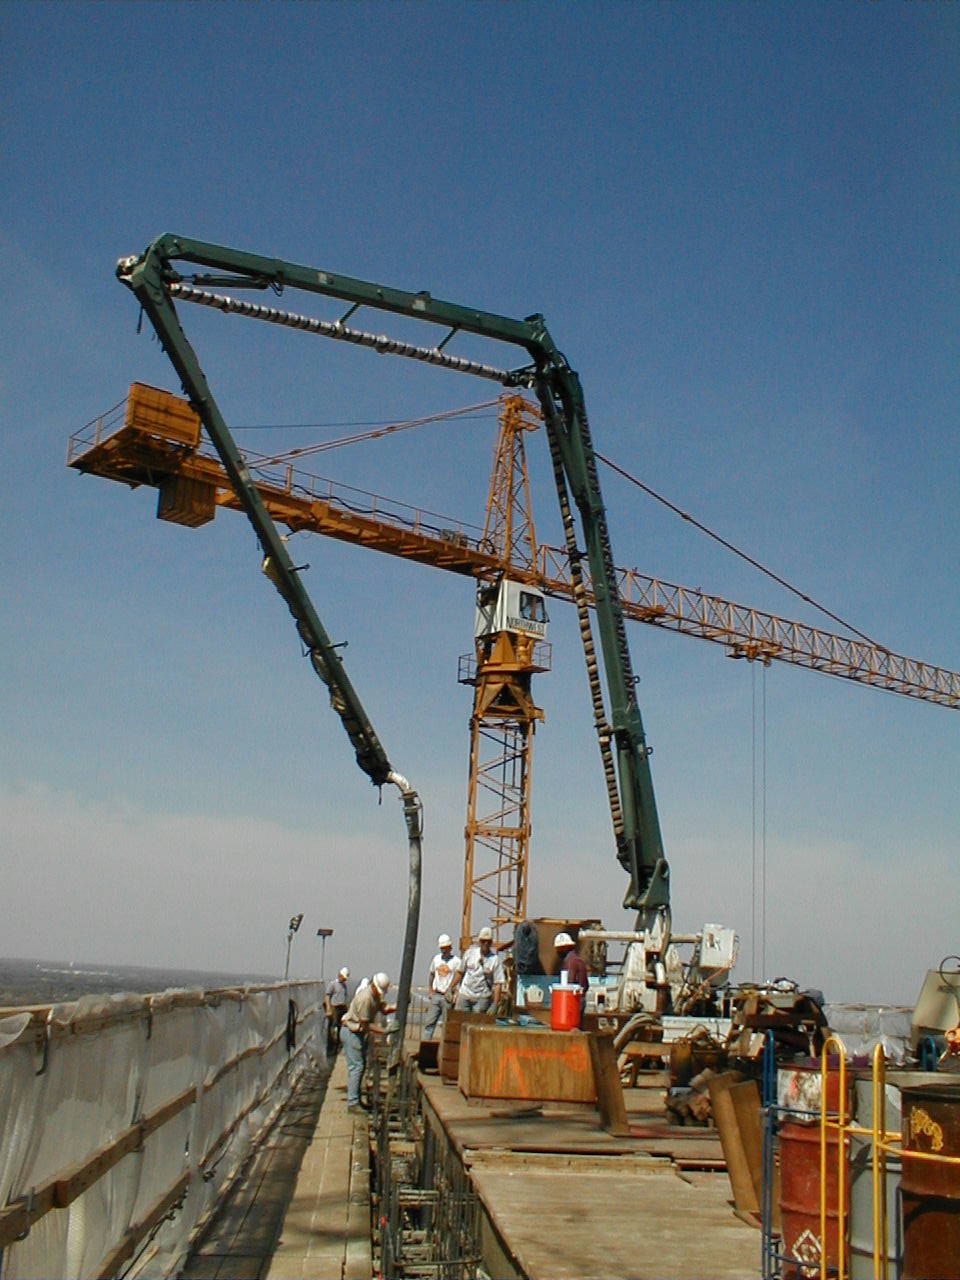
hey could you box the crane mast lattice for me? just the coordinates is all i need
[458,396,548,948]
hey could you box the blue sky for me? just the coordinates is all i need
[2,1,957,1006]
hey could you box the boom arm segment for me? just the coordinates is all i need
[119,245,395,788]
[116,234,668,919]
[117,240,425,1047]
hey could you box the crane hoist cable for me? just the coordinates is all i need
[751,661,768,982]
[596,450,887,651]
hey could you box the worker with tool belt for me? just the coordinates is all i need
[340,971,390,1113]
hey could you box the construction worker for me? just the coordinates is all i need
[423,934,461,1040]
[323,966,350,1054]
[453,927,503,1013]
[340,971,390,1113]
[554,932,588,1026]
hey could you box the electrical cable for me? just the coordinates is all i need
[596,451,888,651]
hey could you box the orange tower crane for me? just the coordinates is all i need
[457,396,550,948]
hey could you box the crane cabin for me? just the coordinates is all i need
[474,579,549,642]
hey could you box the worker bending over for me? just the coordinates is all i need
[340,971,390,1113]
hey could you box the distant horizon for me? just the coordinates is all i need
[0,954,285,983]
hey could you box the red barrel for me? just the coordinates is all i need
[779,1120,847,1279]
[901,1082,960,1280]
[550,986,579,1031]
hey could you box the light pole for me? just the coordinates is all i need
[316,927,333,982]
[284,913,304,981]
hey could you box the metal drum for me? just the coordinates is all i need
[779,1120,846,1279]
[849,1072,943,1279]
[778,1064,848,1279]
[901,1081,960,1280]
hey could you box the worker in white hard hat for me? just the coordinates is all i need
[423,933,462,1041]
[554,932,589,1027]
[453,926,504,1013]
[340,971,390,1112]
[323,966,351,1054]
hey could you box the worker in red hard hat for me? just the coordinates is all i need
[554,932,588,1028]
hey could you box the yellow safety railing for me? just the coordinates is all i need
[817,1035,960,1280]
[818,1034,848,1280]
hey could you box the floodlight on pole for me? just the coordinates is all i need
[316,927,333,982]
[285,913,304,981]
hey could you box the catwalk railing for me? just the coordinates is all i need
[0,981,325,1279]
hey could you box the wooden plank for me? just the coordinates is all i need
[96,1173,191,1278]
[708,1071,759,1216]
[459,1025,595,1102]
[728,1080,763,1203]
[588,1034,630,1136]
[469,1159,758,1279]
[729,1078,779,1231]
[439,1008,494,1084]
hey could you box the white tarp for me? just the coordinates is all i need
[0,982,325,1279]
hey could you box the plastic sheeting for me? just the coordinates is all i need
[0,982,325,1279]
[824,1002,914,1066]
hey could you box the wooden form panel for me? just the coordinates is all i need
[439,1008,495,1083]
[458,1025,596,1103]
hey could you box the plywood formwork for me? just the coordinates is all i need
[418,1071,759,1278]
[459,1025,597,1103]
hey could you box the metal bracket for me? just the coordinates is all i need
[14,1190,35,1241]
[34,1011,53,1077]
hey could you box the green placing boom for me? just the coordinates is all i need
[116,235,669,928]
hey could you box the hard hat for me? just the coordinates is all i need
[372,972,390,995]
[438,934,452,948]
[554,932,575,948]
[358,977,370,990]
[478,927,493,941]
[338,967,350,979]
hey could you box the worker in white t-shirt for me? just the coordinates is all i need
[422,933,462,1040]
[453,927,504,1013]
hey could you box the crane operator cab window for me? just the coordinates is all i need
[475,580,549,640]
